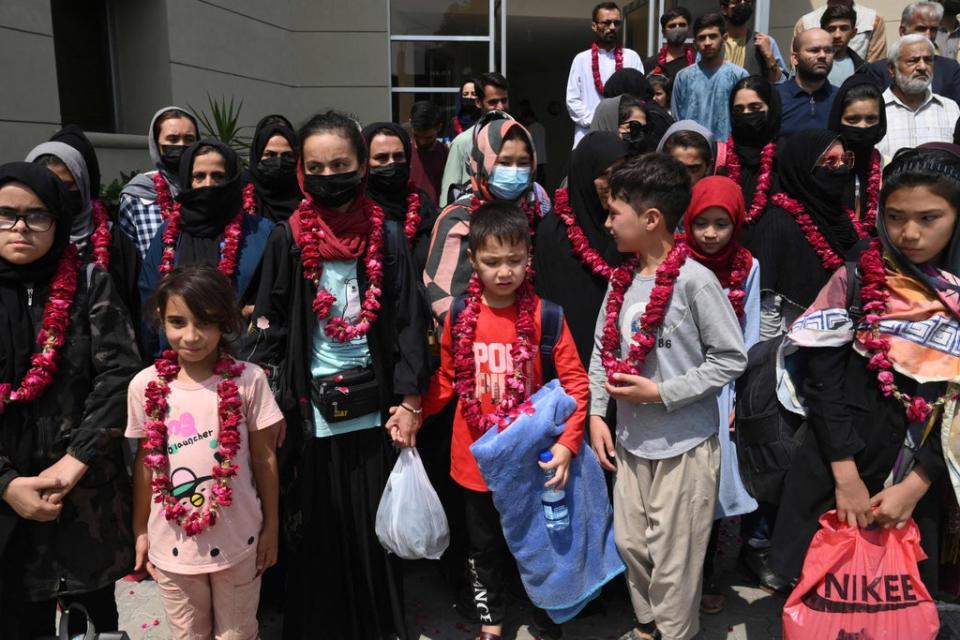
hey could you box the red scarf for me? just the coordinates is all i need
[293,165,370,261]
[682,176,752,287]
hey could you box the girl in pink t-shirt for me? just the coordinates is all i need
[126,264,283,639]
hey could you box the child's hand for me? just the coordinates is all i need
[256,520,279,576]
[133,533,157,580]
[605,373,661,405]
[835,476,873,528]
[870,468,930,529]
[589,416,617,472]
[539,443,573,489]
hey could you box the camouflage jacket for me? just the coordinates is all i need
[0,264,140,601]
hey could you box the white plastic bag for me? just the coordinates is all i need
[375,447,449,559]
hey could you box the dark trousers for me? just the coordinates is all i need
[463,488,558,632]
[2,584,118,639]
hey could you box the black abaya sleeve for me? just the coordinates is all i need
[801,344,868,463]
[246,223,294,370]
[68,268,142,465]
[109,226,143,355]
[389,225,431,396]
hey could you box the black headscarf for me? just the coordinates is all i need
[0,163,74,387]
[175,140,244,267]
[730,76,782,165]
[50,125,101,198]
[361,122,412,217]
[776,129,859,255]
[534,132,630,364]
[827,74,887,180]
[248,114,301,222]
[569,132,631,266]
[643,102,676,153]
[603,68,653,101]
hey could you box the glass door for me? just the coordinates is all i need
[388,0,503,124]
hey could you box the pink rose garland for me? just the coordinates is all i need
[857,240,954,424]
[725,139,776,224]
[90,198,113,270]
[143,350,245,536]
[0,244,80,412]
[600,242,688,383]
[452,274,538,434]
[297,198,387,342]
[553,187,614,279]
[591,42,624,96]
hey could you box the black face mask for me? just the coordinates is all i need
[728,3,754,26]
[63,190,83,217]
[177,181,243,237]
[731,111,768,143]
[944,0,960,15]
[623,121,650,155]
[459,102,480,117]
[368,163,410,195]
[255,156,297,185]
[160,144,187,174]
[839,124,882,149]
[303,171,363,209]
[813,164,852,200]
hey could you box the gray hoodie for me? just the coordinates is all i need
[120,105,198,202]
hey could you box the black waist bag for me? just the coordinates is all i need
[735,336,807,505]
[310,367,380,423]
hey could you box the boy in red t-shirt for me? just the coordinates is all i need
[389,201,589,640]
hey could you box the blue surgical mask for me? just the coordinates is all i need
[488,165,531,201]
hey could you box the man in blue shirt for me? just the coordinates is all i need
[672,12,749,140]
[777,28,837,138]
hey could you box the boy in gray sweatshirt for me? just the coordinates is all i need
[588,154,747,640]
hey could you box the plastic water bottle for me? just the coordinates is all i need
[539,450,569,530]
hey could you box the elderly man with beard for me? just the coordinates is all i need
[866,2,960,102]
[777,28,837,138]
[877,34,960,158]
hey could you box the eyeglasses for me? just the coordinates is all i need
[595,20,622,27]
[0,209,55,232]
[817,150,855,169]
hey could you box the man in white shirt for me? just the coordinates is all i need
[565,2,643,146]
[877,34,960,158]
[794,1,887,62]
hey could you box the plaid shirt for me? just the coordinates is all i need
[118,190,164,259]
[876,87,960,160]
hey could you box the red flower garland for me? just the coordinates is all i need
[452,274,538,433]
[90,198,113,270]
[158,184,256,277]
[153,173,176,221]
[452,117,464,136]
[600,242,688,383]
[771,193,846,272]
[403,187,422,246]
[720,246,753,319]
[552,188,613,279]
[142,350,245,536]
[0,244,80,412]
[297,198,386,342]
[725,139,776,224]
[591,42,624,96]
[857,239,953,423]
[651,43,695,75]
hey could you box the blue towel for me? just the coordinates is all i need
[469,380,625,623]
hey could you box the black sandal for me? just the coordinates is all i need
[619,621,662,640]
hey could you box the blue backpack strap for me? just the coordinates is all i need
[446,295,467,338]
[539,300,564,383]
